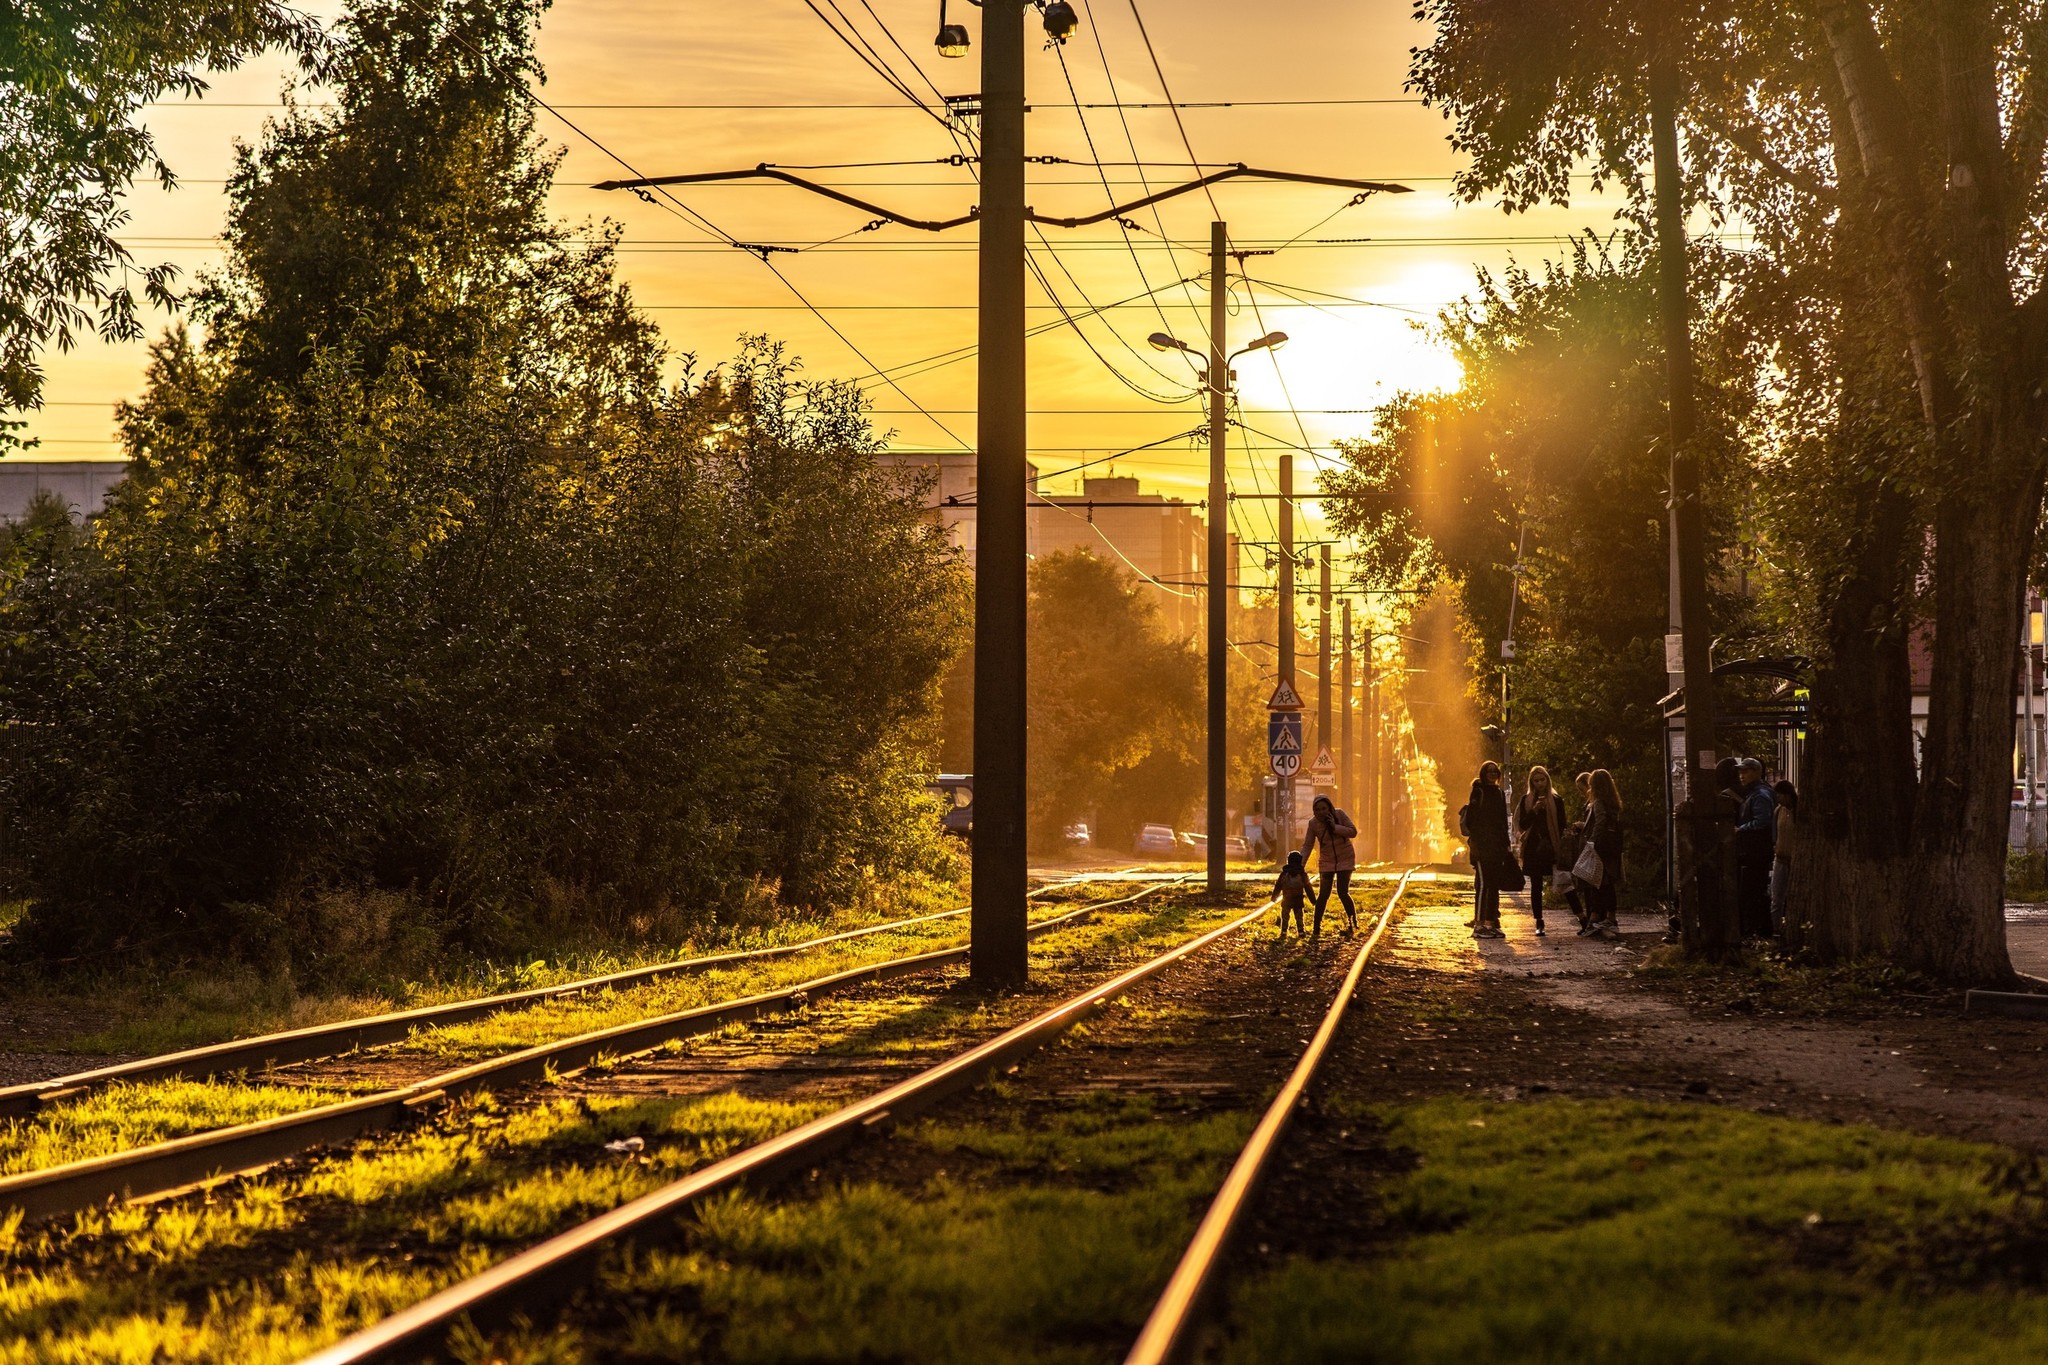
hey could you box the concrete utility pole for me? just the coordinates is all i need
[1651,49,1734,960]
[1340,598,1353,821]
[1278,451,1295,856]
[971,0,1029,984]
[1318,545,1333,759]
[1205,222,1229,897]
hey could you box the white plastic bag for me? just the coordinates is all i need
[1572,842,1604,888]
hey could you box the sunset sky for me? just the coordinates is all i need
[20,0,1631,564]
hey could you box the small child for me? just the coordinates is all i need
[1273,851,1311,939]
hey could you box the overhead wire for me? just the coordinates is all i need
[460,24,971,449]
[1124,0,1223,220]
[1052,38,1184,349]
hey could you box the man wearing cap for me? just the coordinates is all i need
[1734,757,1777,938]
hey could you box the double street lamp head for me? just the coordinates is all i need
[1147,329,1290,360]
[935,0,1080,57]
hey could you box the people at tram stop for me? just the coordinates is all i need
[1515,765,1582,938]
[1299,794,1361,935]
[1272,850,1312,941]
[1770,779,1799,937]
[1568,771,1597,935]
[1734,757,1777,938]
[1572,768,1625,937]
[1464,760,1512,939]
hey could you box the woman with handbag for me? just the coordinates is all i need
[1466,761,1511,938]
[1578,768,1625,935]
[1515,765,1580,938]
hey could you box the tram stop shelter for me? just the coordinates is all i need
[1659,656,1810,912]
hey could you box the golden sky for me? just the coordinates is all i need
[20,0,1626,559]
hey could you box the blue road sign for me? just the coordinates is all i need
[1268,711,1303,778]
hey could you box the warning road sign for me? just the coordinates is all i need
[1311,745,1336,787]
[1266,678,1305,712]
[1268,711,1303,778]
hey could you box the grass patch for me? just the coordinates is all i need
[0,1079,369,1176]
[584,1094,1254,1364]
[1,875,974,1058]
[1218,1096,2048,1364]
[0,1090,826,1363]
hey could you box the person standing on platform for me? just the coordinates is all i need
[1466,761,1511,938]
[1770,779,1798,937]
[1734,757,1776,937]
[1582,768,1625,935]
[1515,765,1578,938]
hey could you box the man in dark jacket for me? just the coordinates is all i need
[1734,757,1776,937]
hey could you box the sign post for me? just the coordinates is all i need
[1267,679,1305,863]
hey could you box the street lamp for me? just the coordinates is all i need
[934,0,970,56]
[1148,328,1288,377]
[1042,0,1079,41]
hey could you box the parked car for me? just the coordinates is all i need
[1178,831,1251,859]
[1061,822,1092,848]
[1134,823,1178,856]
[926,774,974,838]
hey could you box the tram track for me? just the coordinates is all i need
[0,878,1179,1222]
[0,875,1119,1120]
[290,871,1417,1365]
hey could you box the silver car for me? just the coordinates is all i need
[1134,823,1178,856]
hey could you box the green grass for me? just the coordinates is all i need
[1217,1096,2048,1364]
[6,877,981,1058]
[590,1093,1254,1365]
[0,889,1210,1181]
[0,1091,826,1364]
[0,1080,370,1176]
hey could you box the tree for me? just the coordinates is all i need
[1026,551,1204,849]
[0,0,968,966]
[0,0,319,426]
[1409,0,2048,979]
[1324,239,1757,892]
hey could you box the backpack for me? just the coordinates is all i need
[1457,803,1471,838]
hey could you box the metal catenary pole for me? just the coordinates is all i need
[971,0,1029,985]
[1341,598,1354,829]
[1651,49,1735,961]
[1363,629,1379,862]
[1278,450,1295,857]
[1206,221,1229,897]
[1319,545,1333,763]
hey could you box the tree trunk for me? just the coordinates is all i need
[1788,480,1918,960]
[1902,468,2029,982]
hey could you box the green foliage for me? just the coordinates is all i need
[0,0,968,968]
[1026,550,1203,849]
[0,0,320,424]
[1325,240,1757,891]
[1221,1096,2048,1364]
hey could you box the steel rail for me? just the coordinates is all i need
[295,891,1283,1365]
[0,877,1097,1120]
[1122,868,1418,1365]
[0,884,1174,1222]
